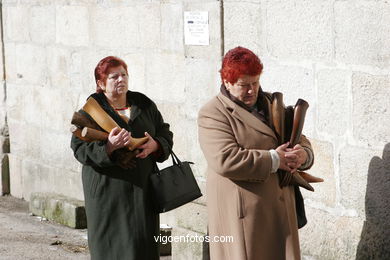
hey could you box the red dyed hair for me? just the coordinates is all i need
[220,46,263,84]
[94,56,128,93]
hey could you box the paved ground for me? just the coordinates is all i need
[0,195,89,260]
[0,195,171,260]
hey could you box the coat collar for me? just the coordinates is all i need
[217,93,277,141]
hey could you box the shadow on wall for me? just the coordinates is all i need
[356,143,390,260]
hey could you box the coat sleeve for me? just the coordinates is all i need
[150,102,174,163]
[70,134,116,168]
[198,103,273,182]
[297,135,314,170]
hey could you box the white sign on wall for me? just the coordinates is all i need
[184,11,209,46]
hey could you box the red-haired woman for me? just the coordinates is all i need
[198,47,314,260]
[71,56,173,260]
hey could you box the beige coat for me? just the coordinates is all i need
[198,93,313,260]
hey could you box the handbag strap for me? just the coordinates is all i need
[153,149,183,175]
[169,150,182,165]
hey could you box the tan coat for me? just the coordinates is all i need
[198,93,313,260]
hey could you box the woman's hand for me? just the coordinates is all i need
[276,142,297,172]
[106,127,131,156]
[136,132,160,159]
[284,144,308,172]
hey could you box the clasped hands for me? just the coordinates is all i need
[105,127,159,168]
[276,142,308,173]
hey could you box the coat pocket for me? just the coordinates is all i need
[236,187,245,219]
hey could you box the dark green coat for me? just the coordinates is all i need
[71,91,173,260]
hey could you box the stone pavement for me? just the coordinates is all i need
[0,195,171,260]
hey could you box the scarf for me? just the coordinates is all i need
[220,84,271,127]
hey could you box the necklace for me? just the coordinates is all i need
[114,107,129,111]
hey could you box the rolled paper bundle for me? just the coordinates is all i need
[271,93,296,188]
[298,171,324,183]
[291,172,314,191]
[271,92,285,144]
[71,111,100,130]
[81,127,149,151]
[82,127,109,141]
[287,99,314,191]
[271,95,315,191]
[83,97,119,133]
[284,106,294,143]
[289,99,309,146]
[127,136,149,151]
[70,125,92,142]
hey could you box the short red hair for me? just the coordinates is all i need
[220,46,263,84]
[94,56,128,93]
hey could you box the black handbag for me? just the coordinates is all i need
[150,150,202,213]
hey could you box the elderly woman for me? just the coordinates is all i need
[71,56,173,260]
[198,47,314,260]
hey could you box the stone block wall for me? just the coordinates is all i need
[0,2,10,195]
[2,0,390,259]
[225,1,389,259]
[2,0,219,258]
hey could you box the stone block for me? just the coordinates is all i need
[161,3,184,53]
[316,69,350,137]
[15,44,47,85]
[1,136,10,154]
[30,5,55,44]
[29,192,87,229]
[159,225,172,256]
[352,73,390,147]
[301,139,335,207]
[183,58,220,120]
[154,102,186,155]
[56,6,89,47]
[171,226,209,260]
[1,154,10,195]
[91,6,139,49]
[6,83,23,121]
[46,46,72,90]
[4,6,30,42]
[69,48,107,94]
[137,3,161,49]
[299,207,364,260]
[20,159,41,200]
[0,39,3,82]
[122,52,147,93]
[175,202,207,234]
[8,121,41,160]
[39,130,79,172]
[266,0,333,60]
[356,203,390,259]
[38,88,79,131]
[186,125,208,179]
[183,1,221,59]
[145,52,185,103]
[193,177,206,206]
[45,167,84,201]
[339,145,382,217]
[160,211,177,230]
[8,154,23,198]
[4,42,17,83]
[260,62,315,136]
[224,1,262,54]
[335,1,390,67]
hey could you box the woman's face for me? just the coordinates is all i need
[224,74,260,107]
[99,66,129,97]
